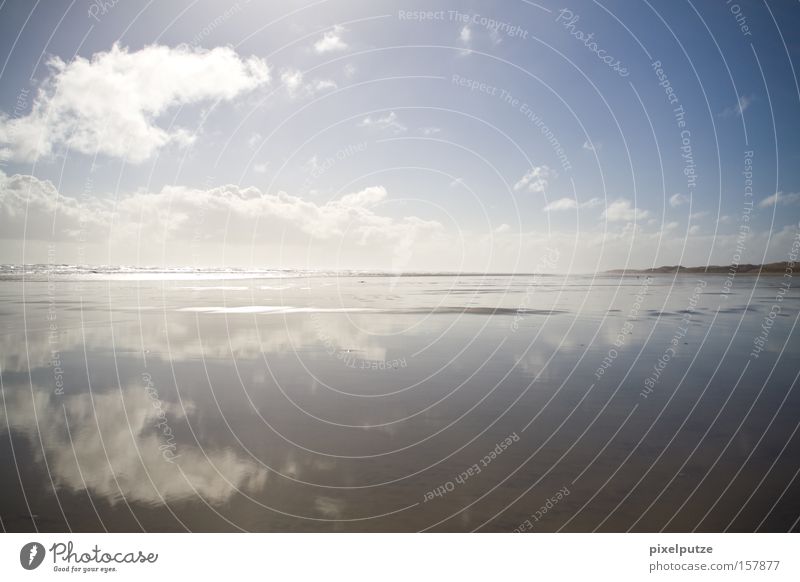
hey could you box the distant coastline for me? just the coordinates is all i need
[0,262,793,279]
[605,262,791,275]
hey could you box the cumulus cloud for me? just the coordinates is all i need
[247,132,262,149]
[759,191,800,208]
[280,68,304,95]
[514,166,551,193]
[544,198,577,211]
[719,95,752,118]
[314,25,347,53]
[582,140,601,151]
[543,197,601,211]
[0,43,269,163]
[0,170,443,266]
[338,185,387,208]
[278,68,336,99]
[358,111,407,134]
[0,171,111,240]
[4,167,796,272]
[312,79,337,92]
[669,193,689,207]
[602,199,650,222]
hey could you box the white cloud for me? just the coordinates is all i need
[544,197,601,211]
[314,25,347,53]
[0,170,443,266]
[420,126,441,136]
[0,171,110,240]
[495,223,510,233]
[0,43,270,163]
[338,185,386,207]
[582,140,601,151]
[280,69,304,95]
[669,193,689,207]
[489,28,504,46]
[279,69,337,99]
[253,162,269,174]
[719,95,752,118]
[312,79,337,92]
[602,199,650,222]
[460,26,472,44]
[759,191,800,208]
[514,166,551,193]
[689,211,709,220]
[3,168,797,272]
[358,111,407,134]
[544,198,577,211]
[247,132,261,149]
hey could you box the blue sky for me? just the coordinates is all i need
[0,0,798,272]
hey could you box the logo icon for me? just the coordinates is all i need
[20,542,46,570]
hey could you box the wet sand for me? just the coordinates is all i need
[1,272,798,531]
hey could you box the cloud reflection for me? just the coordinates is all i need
[1,383,267,506]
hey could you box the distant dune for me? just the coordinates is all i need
[606,262,791,274]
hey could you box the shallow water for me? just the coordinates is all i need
[1,272,798,531]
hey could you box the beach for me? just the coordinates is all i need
[1,269,797,532]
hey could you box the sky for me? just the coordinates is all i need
[0,0,798,273]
